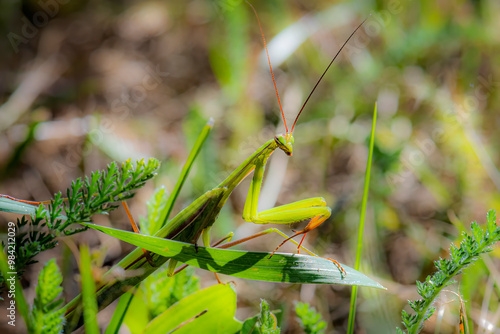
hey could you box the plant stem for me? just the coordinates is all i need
[347,103,377,333]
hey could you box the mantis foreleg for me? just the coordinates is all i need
[242,161,332,252]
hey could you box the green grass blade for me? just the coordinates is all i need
[347,103,377,334]
[79,245,100,334]
[143,283,241,334]
[0,197,38,215]
[80,222,385,288]
[159,118,214,228]
[105,288,136,334]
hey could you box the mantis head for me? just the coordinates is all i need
[274,133,294,156]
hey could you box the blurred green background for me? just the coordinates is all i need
[1,0,500,332]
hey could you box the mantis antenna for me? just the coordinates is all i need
[247,1,288,134]
[248,0,368,135]
[290,17,368,134]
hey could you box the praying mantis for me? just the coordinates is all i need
[0,6,369,326]
[151,6,367,277]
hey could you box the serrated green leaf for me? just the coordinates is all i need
[143,283,241,334]
[80,222,386,288]
[258,300,279,334]
[240,300,281,334]
[449,243,459,261]
[143,265,200,318]
[399,210,500,334]
[487,209,496,225]
[470,222,483,243]
[140,186,169,236]
[32,259,65,334]
[295,302,325,334]
[423,307,436,321]
[35,260,63,309]
[487,209,497,237]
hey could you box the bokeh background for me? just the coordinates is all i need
[1,0,500,332]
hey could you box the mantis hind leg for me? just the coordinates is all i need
[218,227,346,277]
[253,201,331,252]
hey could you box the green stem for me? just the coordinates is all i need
[80,245,99,334]
[347,103,377,333]
[159,118,214,228]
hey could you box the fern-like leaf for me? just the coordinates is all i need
[398,209,500,333]
[295,301,326,334]
[30,259,65,334]
[0,158,160,288]
[258,299,280,334]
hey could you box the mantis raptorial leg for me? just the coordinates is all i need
[0,194,53,205]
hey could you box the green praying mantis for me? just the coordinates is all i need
[122,7,367,278]
[156,4,366,275]
[0,7,370,327]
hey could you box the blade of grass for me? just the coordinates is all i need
[347,103,377,333]
[104,288,136,334]
[159,118,214,228]
[143,283,241,334]
[79,245,99,334]
[80,222,386,288]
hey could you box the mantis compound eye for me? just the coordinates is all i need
[275,135,286,146]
